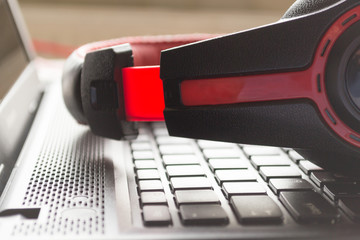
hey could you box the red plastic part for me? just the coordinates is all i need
[122,66,164,121]
[181,71,313,106]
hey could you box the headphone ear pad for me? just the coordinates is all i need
[282,0,340,19]
[62,52,88,124]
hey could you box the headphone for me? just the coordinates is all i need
[62,0,360,176]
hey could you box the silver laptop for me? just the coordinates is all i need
[2,0,360,239]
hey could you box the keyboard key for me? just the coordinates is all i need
[209,159,248,171]
[222,182,266,198]
[215,170,257,185]
[197,140,235,149]
[133,151,154,160]
[179,205,228,226]
[242,146,281,156]
[309,171,353,188]
[231,195,283,224]
[323,182,360,201]
[288,150,304,163]
[259,167,301,182]
[143,206,171,226]
[166,165,205,178]
[132,134,150,142]
[139,180,164,192]
[170,177,212,191]
[282,148,292,153]
[298,160,323,175]
[279,191,339,224]
[203,149,240,159]
[134,160,157,169]
[156,136,190,145]
[310,172,337,188]
[159,145,194,155]
[141,192,167,205]
[131,142,152,151]
[151,122,166,129]
[250,156,290,170]
[338,197,360,222]
[153,128,169,136]
[162,155,200,166]
[137,170,160,180]
[175,190,220,205]
[269,178,313,195]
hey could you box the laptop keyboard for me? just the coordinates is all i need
[129,123,360,227]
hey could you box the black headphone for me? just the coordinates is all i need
[62,0,360,176]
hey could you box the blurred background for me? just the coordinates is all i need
[18,0,295,57]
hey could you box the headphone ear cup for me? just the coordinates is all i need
[62,52,88,124]
[282,0,340,19]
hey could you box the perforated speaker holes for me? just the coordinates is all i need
[12,107,106,236]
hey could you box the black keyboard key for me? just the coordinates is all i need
[139,180,164,192]
[197,140,235,149]
[209,159,248,171]
[242,146,281,156]
[259,167,301,182]
[133,151,154,160]
[339,197,360,222]
[159,145,194,155]
[131,142,152,151]
[222,182,266,198]
[141,192,167,205]
[170,177,212,191]
[215,170,257,185]
[310,172,336,188]
[132,134,150,142]
[269,178,313,195]
[230,195,283,224]
[203,149,240,159]
[153,128,169,136]
[143,206,172,226]
[162,155,199,166]
[279,191,339,224]
[310,172,352,188]
[288,150,304,163]
[250,156,290,170]
[179,205,228,226]
[166,165,205,178]
[137,170,160,180]
[175,190,220,205]
[323,182,360,201]
[134,160,157,169]
[152,122,166,129]
[156,136,190,145]
[298,160,323,175]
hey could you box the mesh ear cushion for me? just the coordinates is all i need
[282,0,340,19]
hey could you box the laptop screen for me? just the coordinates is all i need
[0,0,41,196]
[0,0,29,101]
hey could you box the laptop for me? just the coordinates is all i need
[1,0,360,239]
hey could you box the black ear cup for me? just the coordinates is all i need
[325,21,360,134]
[62,52,88,124]
[80,44,138,140]
[159,0,360,177]
[283,0,340,19]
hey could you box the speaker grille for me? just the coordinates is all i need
[12,106,106,236]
